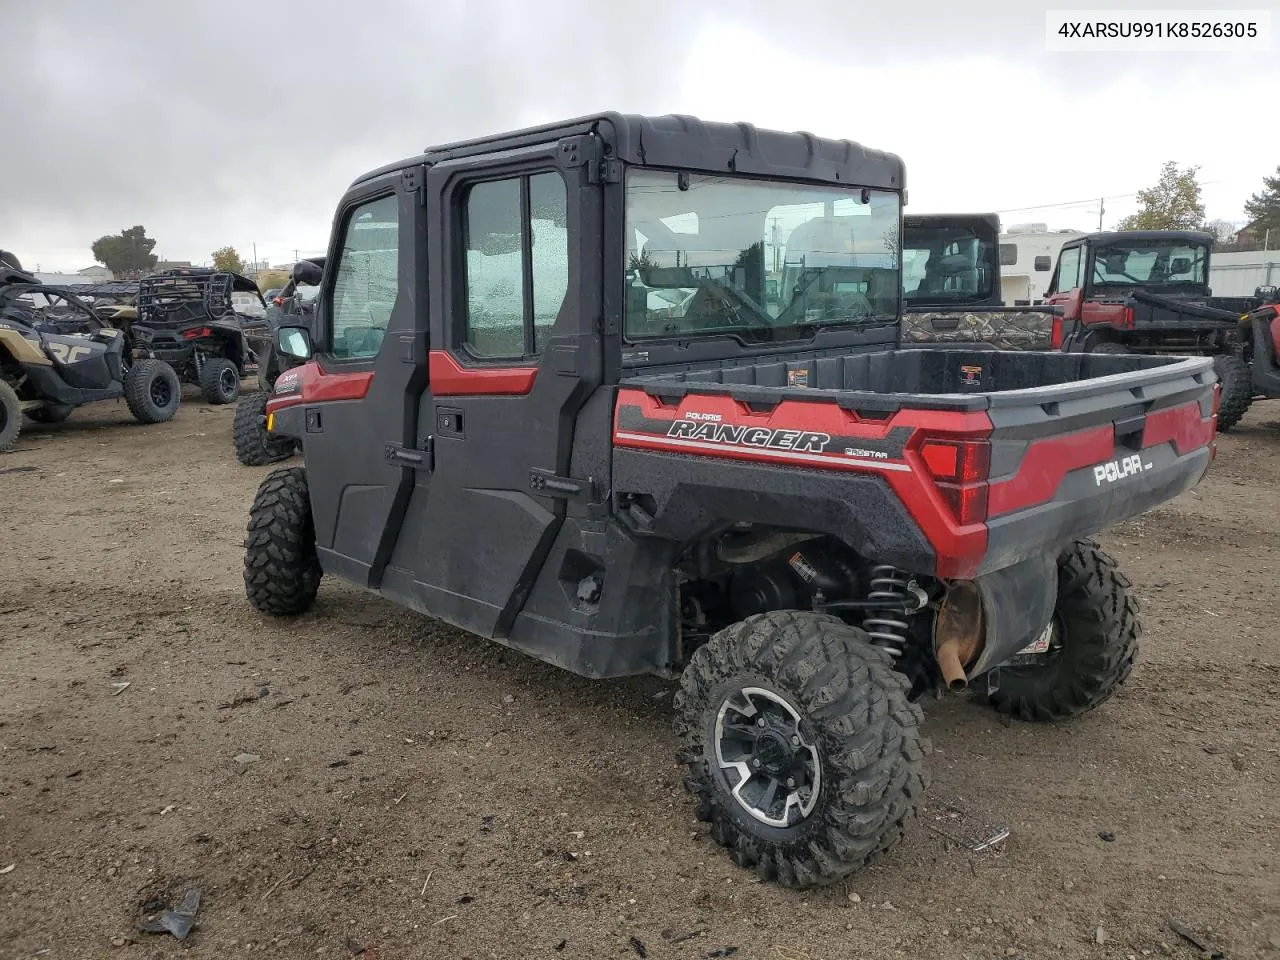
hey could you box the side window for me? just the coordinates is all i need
[998,243,1018,266]
[1054,246,1081,293]
[330,194,400,360]
[463,171,568,359]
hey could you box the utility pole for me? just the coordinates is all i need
[1097,197,1105,231]
[252,242,258,276]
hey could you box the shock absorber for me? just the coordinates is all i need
[863,564,916,659]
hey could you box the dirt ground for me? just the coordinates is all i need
[2,389,1278,960]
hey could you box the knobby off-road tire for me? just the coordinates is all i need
[1212,354,1252,432]
[0,379,21,452]
[1088,341,1129,355]
[26,403,73,424]
[233,391,294,466]
[244,466,321,616]
[983,539,1140,722]
[124,358,181,424]
[675,611,929,888]
[200,356,241,405]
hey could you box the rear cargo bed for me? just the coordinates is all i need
[625,347,1214,412]
[614,347,1217,579]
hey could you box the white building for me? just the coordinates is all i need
[1208,250,1280,297]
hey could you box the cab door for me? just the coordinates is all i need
[379,142,605,639]
[297,166,429,586]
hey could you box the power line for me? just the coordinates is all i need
[995,181,1224,216]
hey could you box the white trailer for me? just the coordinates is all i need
[996,224,1085,304]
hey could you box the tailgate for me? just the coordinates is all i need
[979,356,1217,573]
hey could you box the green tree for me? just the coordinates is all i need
[90,226,158,278]
[1243,166,1280,242]
[1115,162,1205,231]
[255,270,291,294]
[211,246,246,274]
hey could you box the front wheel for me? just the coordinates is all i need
[1212,355,1253,432]
[244,466,321,615]
[124,358,181,424]
[0,380,21,452]
[233,391,295,466]
[675,611,928,888]
[200,355,241,405]
[982,539,1140,722]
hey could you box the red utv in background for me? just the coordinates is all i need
[1044,231,1255,430]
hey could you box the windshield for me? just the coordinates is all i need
[902,225,997,304]
[624,171,901,342]
[1090,241,1209,288]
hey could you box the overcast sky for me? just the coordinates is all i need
[5,0,1278,271]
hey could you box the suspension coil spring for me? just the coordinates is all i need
[863,564,911,659]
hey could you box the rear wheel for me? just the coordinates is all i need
[200,356,241,405]
[26,403,73,424]
[1088,341,1129,355]
[124,358,181,423]
[1212,354,1252,432]
[0,380,21,452]
[675,611,928,888]
[233,391,295,466]
[982,539,1140,722]
[244,466,321,615]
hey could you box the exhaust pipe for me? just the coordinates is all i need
[933,581,985,691]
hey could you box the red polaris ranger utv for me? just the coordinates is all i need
[244,114,1219,889]
[1043,230,1254,429]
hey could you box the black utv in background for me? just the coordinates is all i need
[1,267,180,450]
[133,268,265,404]
[233,259,324,466]
[899,213,1058,350]
[1043,230,1255,429]
[244,113,1217,889]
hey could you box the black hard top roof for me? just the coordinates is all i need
[1065,230,1215,247]
[353,113,904,192]
[905,213,1001,231]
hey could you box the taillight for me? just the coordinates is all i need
[920,439,991,525]
[1050,314,1064,349]
[182,326,213,340]
[1122,306,1135,329]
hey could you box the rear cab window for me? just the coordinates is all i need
[462,172,569,359]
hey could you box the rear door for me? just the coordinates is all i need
[379,142,605,639]
[298,166,429,586]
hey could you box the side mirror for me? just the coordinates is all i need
[292,259,323,286]
[276,324,313,360]
[1169,257,1192,275]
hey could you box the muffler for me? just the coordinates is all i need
[933,580,984,690]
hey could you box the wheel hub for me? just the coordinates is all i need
[714,686,820,828]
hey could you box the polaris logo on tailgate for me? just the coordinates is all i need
[1094,455,1148,486]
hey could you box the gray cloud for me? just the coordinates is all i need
[3,0,1276,268]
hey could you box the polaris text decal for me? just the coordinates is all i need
[667,418,831,453]
[1094,454,1149,486]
